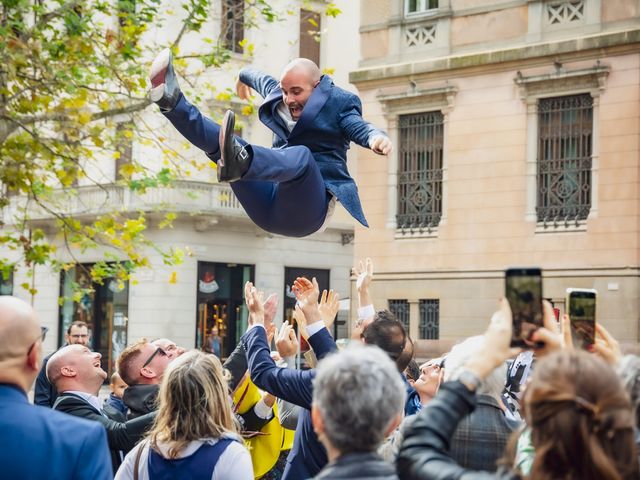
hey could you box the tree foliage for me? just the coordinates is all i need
[0,0,326,296]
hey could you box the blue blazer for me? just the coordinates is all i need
[241,325,337,480]
[239,68,386,227]
[0,383,113,480]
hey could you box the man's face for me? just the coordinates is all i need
[69,345,107,384]
[151,338,185,360]
[66,325,89,346]
[139,342,172,381]
[279,68,318,120]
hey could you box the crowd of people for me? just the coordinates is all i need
[0,258,639,480]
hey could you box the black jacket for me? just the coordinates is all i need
[53,392,156,472]
[315,452,398,479]
[123,383,159,420]
[34,350,59,407]
[397,381,520,480]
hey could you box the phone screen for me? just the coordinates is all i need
[505,268,543,348]
[568,291,596,349]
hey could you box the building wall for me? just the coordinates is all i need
[2,0,361,357]
[350,0,640,342]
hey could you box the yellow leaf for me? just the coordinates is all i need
[241,105,254,116]
[113,151,121,159]
[169,271,177,284]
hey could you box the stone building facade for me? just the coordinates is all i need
[349,0,639,345]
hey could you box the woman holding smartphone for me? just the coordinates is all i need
[397,300,639,480]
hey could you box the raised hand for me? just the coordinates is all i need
[529,300,563,357]
[244,281,264,327]
[352,258,373,293]
[292,277,321,323]
[275,320,299,358]
[236,79,252,100]
[465,299,522,379]
[318,289,340,332]
[592,323,621,366]
[263,293,278,336]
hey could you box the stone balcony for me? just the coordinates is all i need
[2,180,248,226]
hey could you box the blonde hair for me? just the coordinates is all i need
[148,350,236,458]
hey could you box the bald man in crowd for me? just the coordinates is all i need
[48,344,156,471]
[0,296,112,479]
[35,319,90,407]
[149,50,391,237]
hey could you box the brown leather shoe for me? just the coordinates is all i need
[218,110,251,182]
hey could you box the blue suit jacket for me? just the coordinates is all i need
[0,383,112,480]
[239,68,385,227]
[241,325,337,480]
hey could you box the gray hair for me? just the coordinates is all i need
[312,344,405,454]
[618,355,640,428]
[443,336,507,398]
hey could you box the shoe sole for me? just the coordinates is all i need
[219,111,235,171]
[149,48,171,88]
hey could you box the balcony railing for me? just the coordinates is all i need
[2,181,247,225]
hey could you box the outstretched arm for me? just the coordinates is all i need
[237,68,280,99]
[338,96,392,155]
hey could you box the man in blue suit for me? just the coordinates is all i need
[240,278,408,479]
[149,49,392,237]
[0,296,112,480]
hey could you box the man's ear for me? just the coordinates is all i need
[311,403,324,435]
[140,366,157,380]
[384,412,403,437]
[60,366,77,378]
[26,346,40,372]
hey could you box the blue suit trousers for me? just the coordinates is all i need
[164,95,330,237]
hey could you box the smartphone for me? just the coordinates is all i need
[566,288,597,349]
[505,268,543,348]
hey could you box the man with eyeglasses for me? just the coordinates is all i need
[117,338,174,419]
[0,296,112,479]
[48,344,156,472]
[34,320,91,407]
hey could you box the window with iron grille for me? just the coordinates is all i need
[221,0,244,54]
[397,111,443,230]
[537,94,592,223]
[388,299,410,333]
[406,0,439,15]
[419,299,439,339]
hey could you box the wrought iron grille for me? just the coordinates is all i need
[419,299,439,339]
[388,299,410,333]
[536,94,592,224]
[397,111,444,230]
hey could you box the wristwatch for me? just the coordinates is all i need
[453,369,482,393]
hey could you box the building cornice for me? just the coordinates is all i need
[350,28,640,86]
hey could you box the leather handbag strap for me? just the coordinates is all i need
[133,440,148,480]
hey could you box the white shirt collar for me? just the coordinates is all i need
[65,390,103,413]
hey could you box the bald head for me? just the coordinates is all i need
[0,296,42,392]
[281,58,321,83]
[47,345,106,395]
[279,58,322,120]
[0,296,39,361]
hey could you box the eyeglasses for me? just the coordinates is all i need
[27,326,49,357]
[141,346,167,369]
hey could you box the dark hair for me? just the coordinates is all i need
[397,336,415,373]
[362,310,406,369]
[66,321,88,335]
[404,358,420,383]
[524,351,638,480]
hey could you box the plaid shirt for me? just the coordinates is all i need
[449,394,521,472]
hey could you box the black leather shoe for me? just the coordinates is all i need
[149,48,181,112]
[218,110,252,182]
